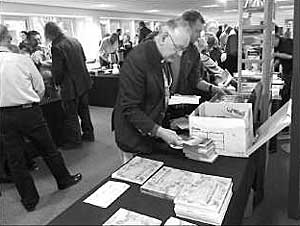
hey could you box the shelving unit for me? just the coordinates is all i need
[237,0,275,123]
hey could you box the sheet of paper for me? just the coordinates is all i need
[164,217,196,226]
[169,95,201,105]
[103,208,161,225]
[248,99,291,155]
[83,181,130,208]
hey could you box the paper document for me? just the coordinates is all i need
[83,181,130,208]
[169,95,201,105]
[103,208,161,225]
[248,99,291,155]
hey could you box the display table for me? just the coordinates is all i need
[88,74,119,108]
[48,149,264,225]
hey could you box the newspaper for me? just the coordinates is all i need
[169,95,201,105]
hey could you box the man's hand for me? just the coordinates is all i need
[156,127,183,146]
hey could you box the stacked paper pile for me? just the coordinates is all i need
[183,137,218,163]
[174,174,233,225]
[140,166,198,200]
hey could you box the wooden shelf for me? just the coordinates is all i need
[243,7,264,13]
[242,24,266,31]
[242,59,264,64]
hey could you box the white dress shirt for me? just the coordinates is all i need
[0,48,45,107]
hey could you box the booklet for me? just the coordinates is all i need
[111,156,164,184]
[83,181,130,208]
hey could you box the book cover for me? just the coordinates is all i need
[111,156,164,184]
[141,166,198,200]
[175,189,233,226]
[103,208,161,225]
[174,174,232,213]
[83,181,130,208]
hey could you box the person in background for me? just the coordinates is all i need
[113,18,191,163]
[120,33,133,59]
[219,24,228,50]
[44,22,94,149]
[116,28,123,48]
[18,30,30,53]
[138,21,152,44]
[99,33,119,67]
[0,24,82,211]
[205,32,223,66]
[284,27,292,39]
[216,25,223,41]
[273,25,293,106]
[220,25,238,75]
[196,37,235,92]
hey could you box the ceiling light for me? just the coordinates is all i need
[202,4,220,8]
[224,9,238,13]
[278,5,294,9]
[144,9,160,13]
[94,4,115,8]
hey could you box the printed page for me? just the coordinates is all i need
[112,156,164,184]
[103,208,161,225]
[83,181,130,208]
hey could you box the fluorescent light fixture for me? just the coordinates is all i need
[94,4,115,8]
[278,5,294,9]
[275,0,291,2]
[202,4,220,8]
[144,9,160,13]
[224,9,238,13]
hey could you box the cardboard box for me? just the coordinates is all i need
[189,102,254,157]
[189,100,292,158]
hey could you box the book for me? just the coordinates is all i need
[164,216,196,226]
[174,174,232,213]
[175,189,233,226]
[103,208,161,225]
[141,166,198,200]
[111,156,164,184]
[83,181,130,208]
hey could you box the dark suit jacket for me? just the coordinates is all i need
[51,35,92,100]
[138,26,152,44]
[176,43,204,95]
[113,40,167,154]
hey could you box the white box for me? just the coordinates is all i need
[189,102,254,157]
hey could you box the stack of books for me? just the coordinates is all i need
[174,174,233,225]
[111,156,164,185]
[140,166,198,200]
[182,137,218,163]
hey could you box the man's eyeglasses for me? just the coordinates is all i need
[167,33,187,54]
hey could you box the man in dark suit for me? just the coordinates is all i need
[44,22,94,149]
[138,21,152,44]
[113,18,191,163]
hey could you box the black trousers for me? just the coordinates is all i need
[78,92,94,138]
[62,92,94,144]
[0,105,72,207]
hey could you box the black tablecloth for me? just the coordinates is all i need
[49,149,264,225]
[88,75,119,108]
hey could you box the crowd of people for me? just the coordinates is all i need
[0,7,293,213]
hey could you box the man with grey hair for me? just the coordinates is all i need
[113,18,192,163]
[44,22,94,149]
[0,24,82,211]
